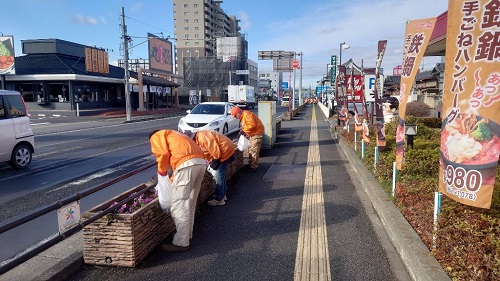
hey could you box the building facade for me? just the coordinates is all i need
[173,0,241,76]
[258,72,282,94]
[3,39,178,112]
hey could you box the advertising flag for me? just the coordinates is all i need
[438,0,500,209]
[349,67,363,132]
[395,18,436,170]
[361,60,370,141]
[373,40,388,150]
[337,66,348,123]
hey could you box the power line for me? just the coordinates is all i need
[124,15,175,38]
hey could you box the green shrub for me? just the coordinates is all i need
[339,117,500,280]
[418,117,442,128]
[405,101,431,117]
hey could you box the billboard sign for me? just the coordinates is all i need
[0,36,15,75]
[363,74,383,103]
[148,33,173,73]
[85,47,109,74]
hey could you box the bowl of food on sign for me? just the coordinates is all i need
[0,39,15,74]
[440,113,500,183]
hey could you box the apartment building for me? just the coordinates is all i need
[258,72,283,94]
[173,0,241,77]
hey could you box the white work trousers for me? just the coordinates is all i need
[171,163,206,247]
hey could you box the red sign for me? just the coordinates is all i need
[291,59,300,69]
[346,75,363,102]
[148,33,173,73]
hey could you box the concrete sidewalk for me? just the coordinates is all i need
[1,105,449,281]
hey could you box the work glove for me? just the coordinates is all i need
[238,130,249,139]
[209,159,221,170]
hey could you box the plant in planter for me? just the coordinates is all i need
[110,191,156,214]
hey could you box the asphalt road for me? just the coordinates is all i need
[0,105,281,264]
[0,115,180,263]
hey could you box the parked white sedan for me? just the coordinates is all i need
[178,102,240,135]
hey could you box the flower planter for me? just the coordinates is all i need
[82,149,244,267]
[82,183,174,267]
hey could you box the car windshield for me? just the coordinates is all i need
[282,97,289,101]
[190,104,225,115]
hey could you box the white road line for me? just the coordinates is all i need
[294,106,331,281]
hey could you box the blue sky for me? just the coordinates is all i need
[3,0,448,87]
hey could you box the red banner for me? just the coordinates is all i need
[346,75,363,102]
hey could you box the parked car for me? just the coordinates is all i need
[178,102,240,135]
[0,90,35,169]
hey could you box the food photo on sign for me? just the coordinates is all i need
[0,36,15,74]
[440,98,500,186]
[438,0,500,209]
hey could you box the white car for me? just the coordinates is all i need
[178,102,240,135]
[0,90,35,169]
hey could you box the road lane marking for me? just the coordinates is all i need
[294,106,331,281]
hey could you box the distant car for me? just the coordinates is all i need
[0,90,35,169]
[178,102,240,135]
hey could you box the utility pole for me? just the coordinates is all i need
[298,52,303,106]
[121,7,131,122]
[292,52,296,110]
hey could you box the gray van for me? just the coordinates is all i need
[0,90,35,169]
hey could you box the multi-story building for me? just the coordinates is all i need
[173,0,241,77]
[258,72,283,94]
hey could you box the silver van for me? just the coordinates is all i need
[0,90,35,169]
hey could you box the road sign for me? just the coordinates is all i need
[281,81,289,90]
[235,70,249,75]
[291,59,300,69]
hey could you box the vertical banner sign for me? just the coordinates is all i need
[337,66,348,123]
[373,40,388,151]
[350,67,362,132]
[330,55,337,103]
[361,60,369,138]
[395,18,436,170]
[85,48,92,72]
[91,49,99,73]
[438,0,500,209]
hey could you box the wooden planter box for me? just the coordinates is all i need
[82,183,175,267]
[83,150,244,267]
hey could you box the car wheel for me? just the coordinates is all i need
[222,123,229,134]
[10,144,32,169]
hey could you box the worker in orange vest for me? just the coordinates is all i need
[149,129,206,252]
[183,129,236,206]
[230,107,264,171]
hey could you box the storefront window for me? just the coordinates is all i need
[17,83,35,102]
[47,83,69,102]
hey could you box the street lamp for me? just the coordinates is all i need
[337,42,349,125]
[296,52,303,106]
[339,42,350,67]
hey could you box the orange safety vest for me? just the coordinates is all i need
[240,110,264,137]
[195,130,236,162]
[150,130,205,176]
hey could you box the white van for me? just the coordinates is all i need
[0,90,35,169]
